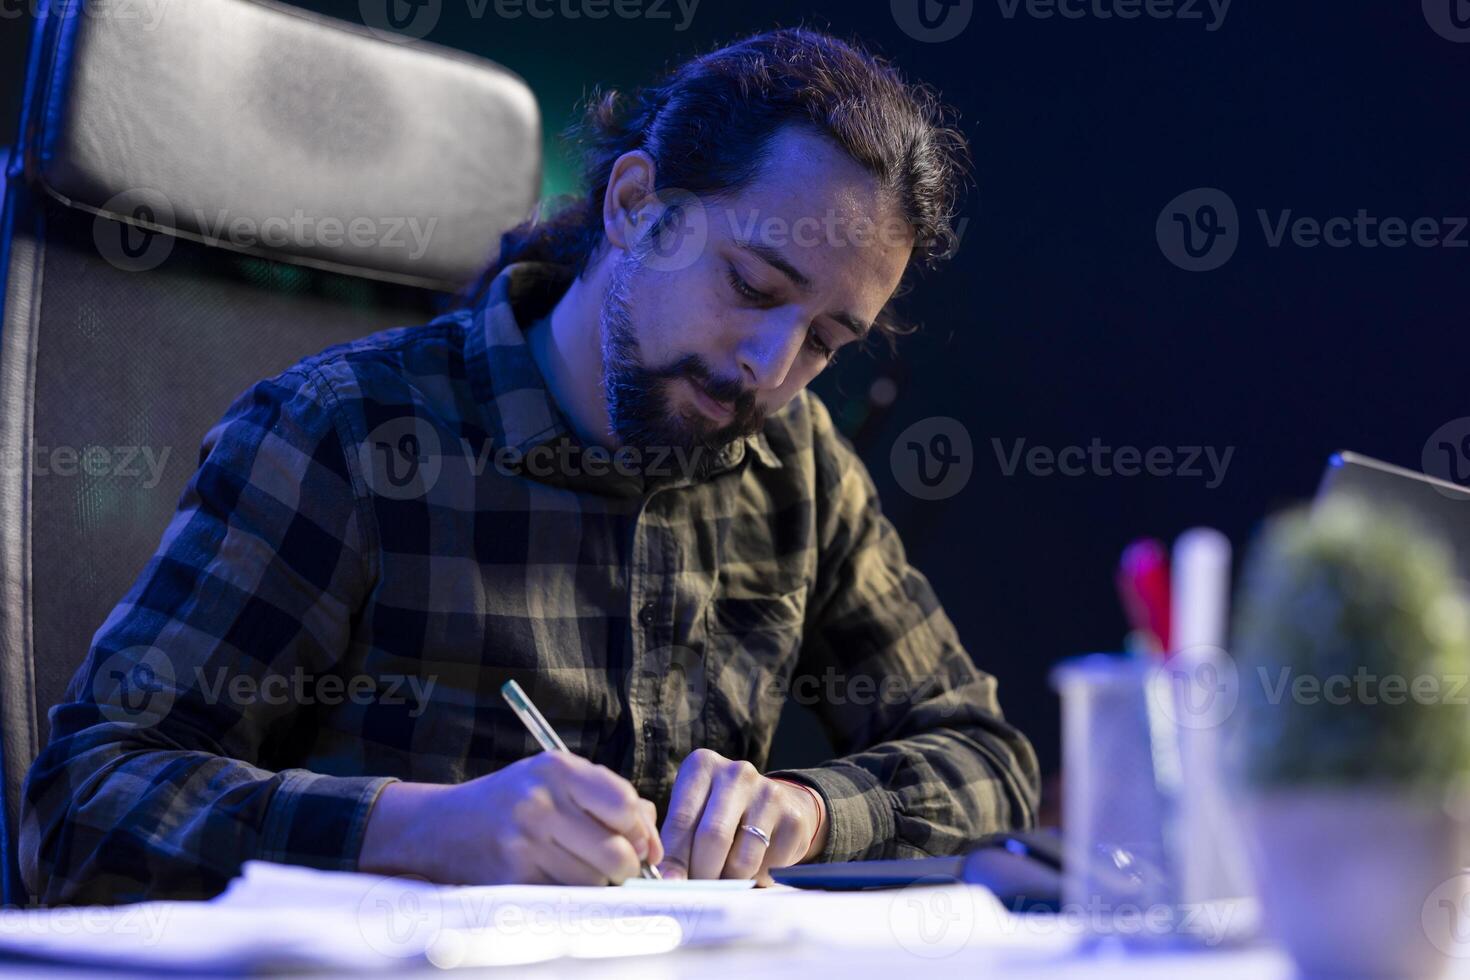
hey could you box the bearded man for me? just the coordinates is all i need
[23,28,1039,904]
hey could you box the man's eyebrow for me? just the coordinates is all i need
[829,312,872,342]
[736,240,812,290]
[734,239,872,341]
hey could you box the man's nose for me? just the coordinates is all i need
[734,313,807,391]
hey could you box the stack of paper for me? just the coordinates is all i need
[0,861,1068,972]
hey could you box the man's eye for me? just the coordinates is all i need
[726,267,772,303]
[806,330,835,360]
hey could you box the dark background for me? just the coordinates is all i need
[4,1,1468,792]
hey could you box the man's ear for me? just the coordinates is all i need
[603,151,659,253]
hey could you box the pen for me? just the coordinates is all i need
[500,679,662,881]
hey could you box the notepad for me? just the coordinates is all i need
[618,877,758,889]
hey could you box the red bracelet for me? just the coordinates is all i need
[770,777,824,860]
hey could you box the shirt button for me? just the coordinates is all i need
[643,720,655,741]
[637,601,656,627]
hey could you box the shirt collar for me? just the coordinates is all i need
[463,261,782,477]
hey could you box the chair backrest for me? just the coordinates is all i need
[0,0,540,904]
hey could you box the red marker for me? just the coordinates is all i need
[1116,538,1172,656]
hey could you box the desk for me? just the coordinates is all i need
[0,863,1388,977]
[0,938,1295,979]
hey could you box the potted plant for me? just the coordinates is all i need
[1230,496,1470,978]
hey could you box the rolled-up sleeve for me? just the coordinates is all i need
[21,367,394,905]
[766,402,1040,863]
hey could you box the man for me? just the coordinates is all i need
[22,28,1039,904]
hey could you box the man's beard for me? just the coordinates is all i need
[600,250,765,479]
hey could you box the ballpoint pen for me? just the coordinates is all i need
[500,679,662,881]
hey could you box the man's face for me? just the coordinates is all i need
[599,127,914,459]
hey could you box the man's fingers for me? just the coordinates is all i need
[534,837,614,886]
[550,755,637,822]
[756,818,810,880]
[689,761,759,880]
[548,754,652,851]
[544,807,644,883]
[639,798,664,868]
[723,793,783,880]
[658,751,717,879]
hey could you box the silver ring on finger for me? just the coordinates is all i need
[739,823,771,847]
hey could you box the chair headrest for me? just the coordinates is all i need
[20,0,541,291]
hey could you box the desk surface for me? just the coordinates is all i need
[0,860,1452,978]
[0,941,1297,979]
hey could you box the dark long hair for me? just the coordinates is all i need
[463,28,970,346]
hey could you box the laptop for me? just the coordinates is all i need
[1315,451,1470,581]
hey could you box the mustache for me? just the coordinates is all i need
[652,354,759,419]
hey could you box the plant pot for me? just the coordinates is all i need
[1245,788,1464,979]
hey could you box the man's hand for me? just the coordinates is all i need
[657,748,828,884]
[359,752,662,885]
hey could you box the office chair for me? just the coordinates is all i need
[0,0,540,904]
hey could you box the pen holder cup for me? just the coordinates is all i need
[1052,655,1187,940]
[1051,651,1255,944]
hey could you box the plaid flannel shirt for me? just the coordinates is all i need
[21,262,1039,905]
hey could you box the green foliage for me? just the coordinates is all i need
[1232,496,1470,790]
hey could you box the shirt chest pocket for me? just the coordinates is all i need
[704,586,807,637]
[700,584,807,766]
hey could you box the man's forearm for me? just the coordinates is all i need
[767,701,1039,863]
[358,781,443,879]
[22,713,392,904]
[764,667,1040,863]
[794,396,1041,862]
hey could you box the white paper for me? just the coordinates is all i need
[0,861,1069,972]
